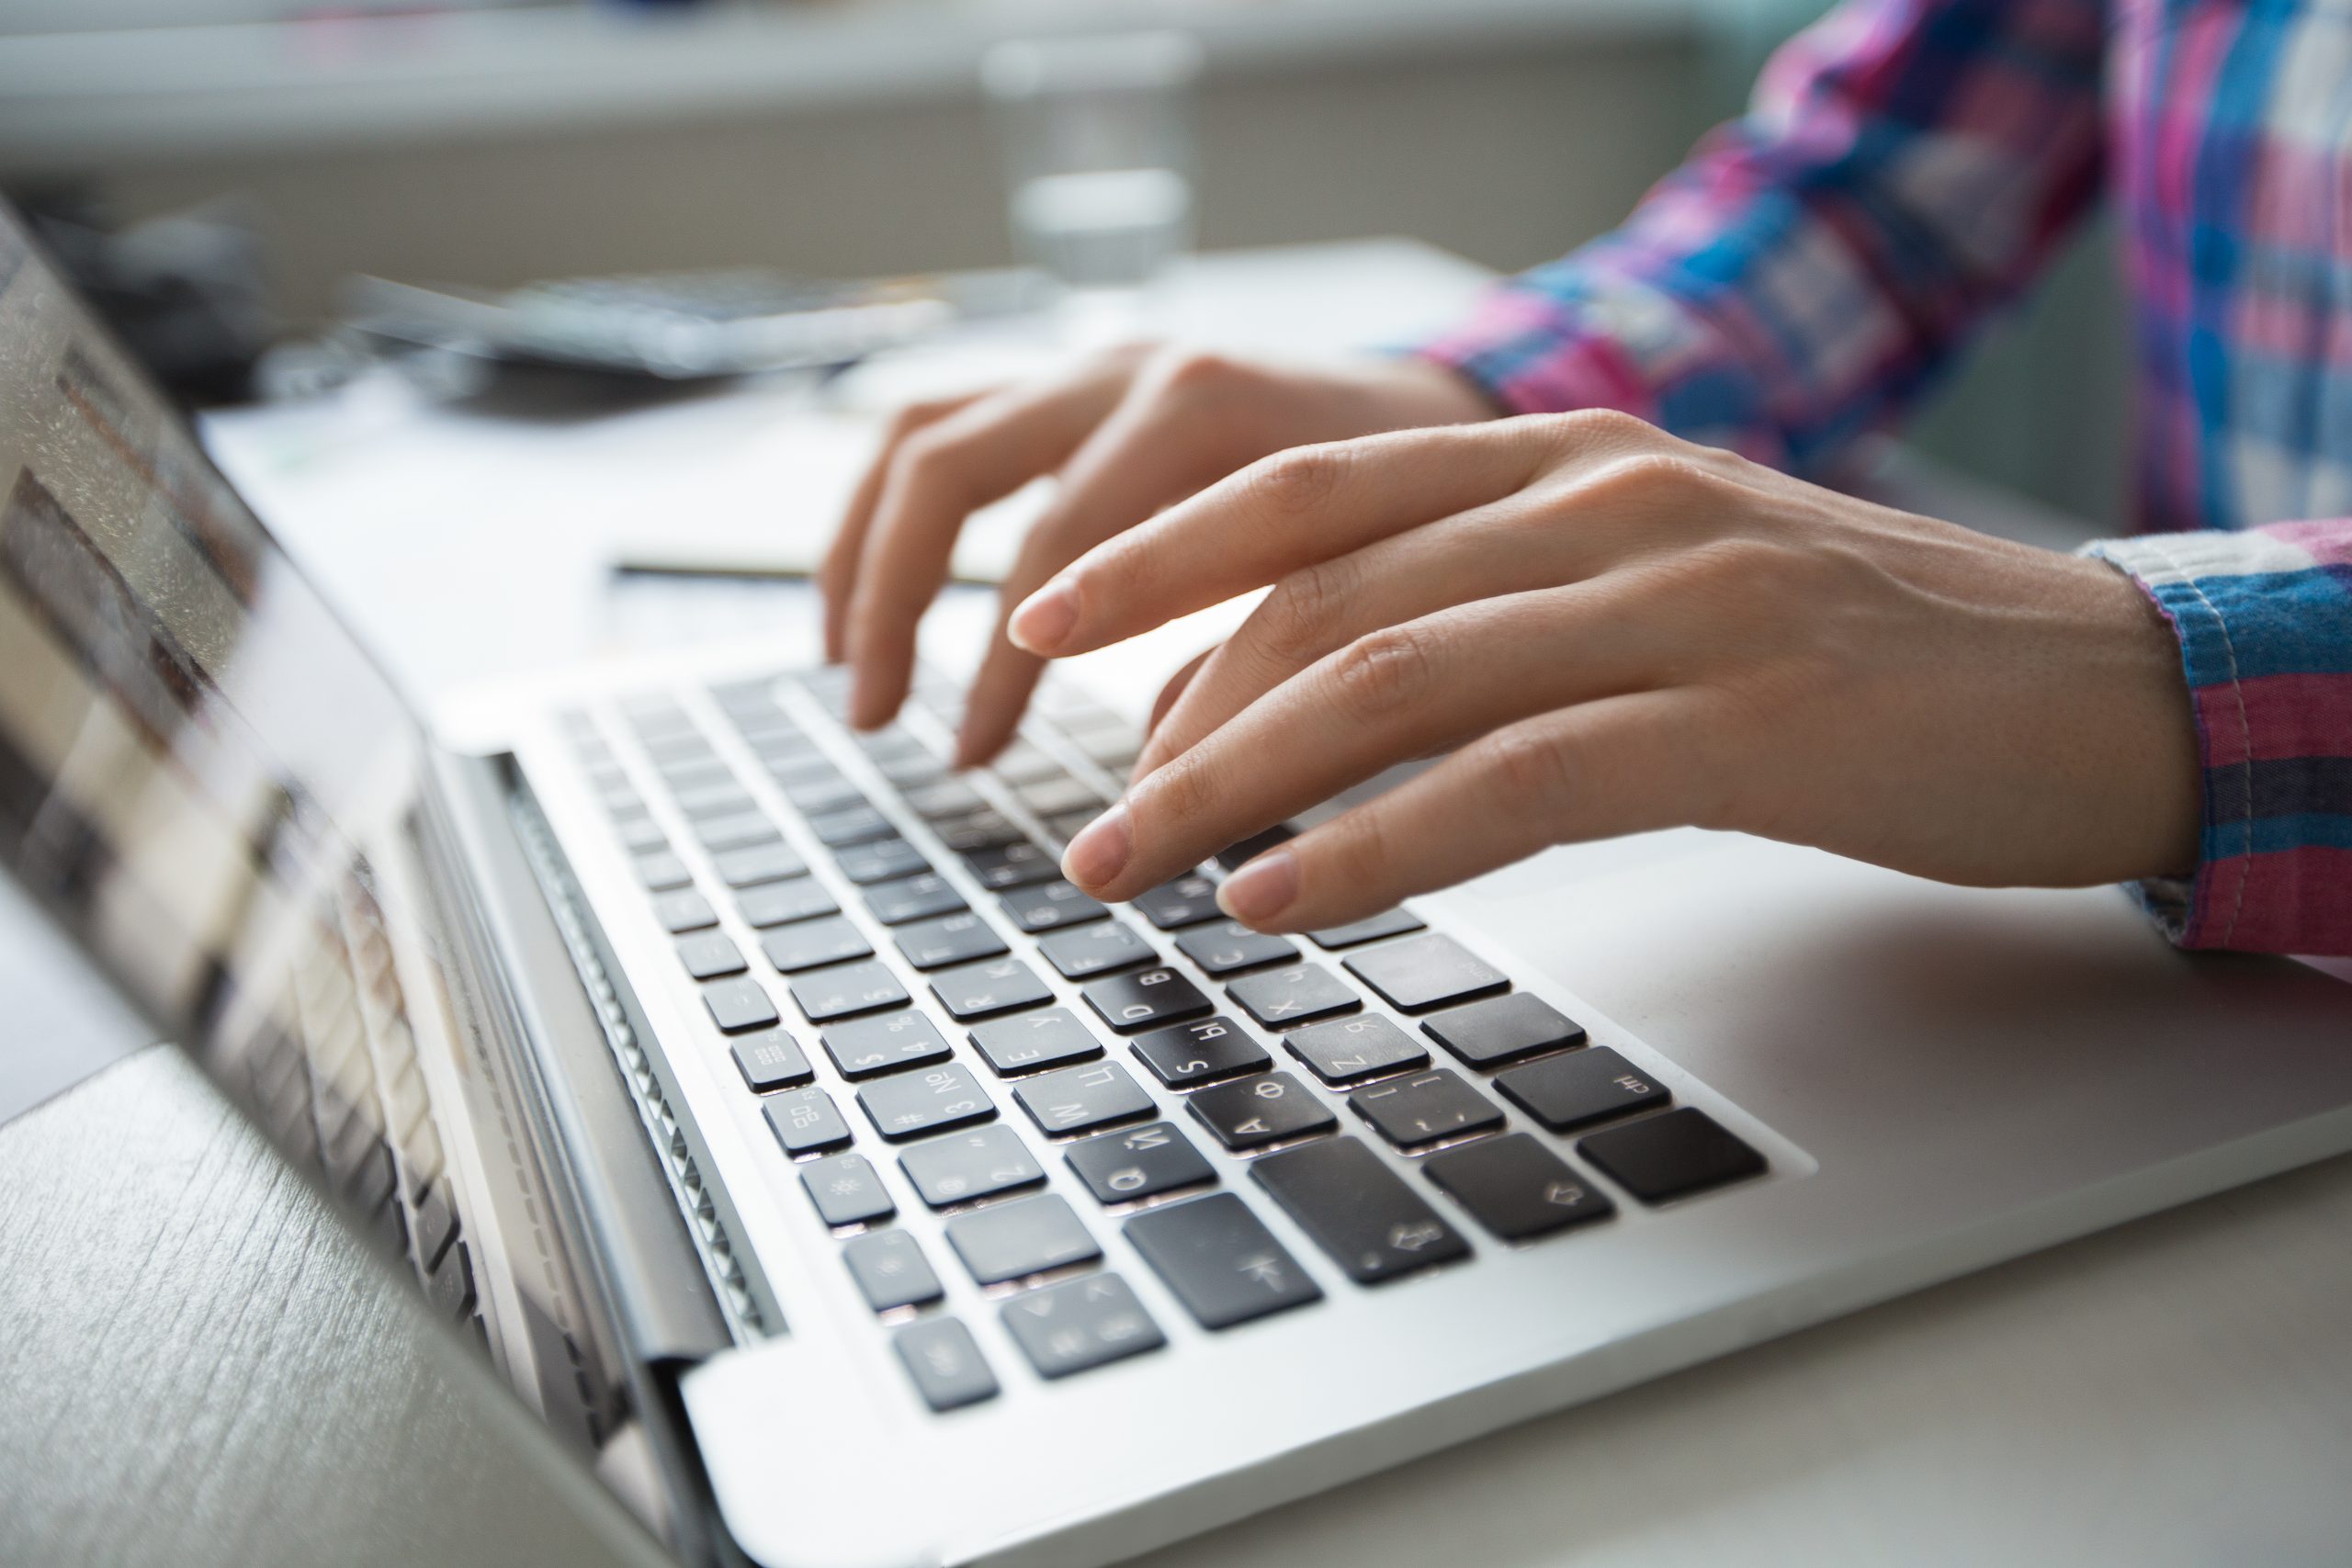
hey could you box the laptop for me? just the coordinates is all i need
[7,197,2352,1568]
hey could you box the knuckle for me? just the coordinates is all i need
[1576,450,1720,513]
[1243,443,1348,518]
[1257,558,1356,664]
[1143,747,1221,830]
[1327,623,1438,724]
[1476,724,1578,814]
[1146,346,1250,400]
[1542,405,1654,452]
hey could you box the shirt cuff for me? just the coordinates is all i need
[2083,526,2352,954]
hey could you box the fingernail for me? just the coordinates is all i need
[1217,848,1298,924]
[1062,803,1131,889]
[1009,579,1080,655]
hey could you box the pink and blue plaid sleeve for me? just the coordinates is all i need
[1417,0,2108,475]
[2086,526,2352,956]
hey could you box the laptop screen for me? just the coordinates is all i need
[0,201,430,1105]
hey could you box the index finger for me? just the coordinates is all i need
[1005,416,1576,660]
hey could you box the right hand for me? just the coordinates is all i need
[819,343,1496,764]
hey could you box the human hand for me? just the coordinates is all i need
[1002,411,2202,931]
[818,344,1493,762]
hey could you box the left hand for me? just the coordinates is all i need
[1003,410,2203,931]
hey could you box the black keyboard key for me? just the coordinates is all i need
[934,809,1023,854]
[1065,1121,1216,1204]
[879,751,951,789]
[676,931,747,980]
[760,915,874,974]
[657,755,734,791]
[808,804,896,848]
[998,879,1109,932]
[1078,959,1216,1032]
[1252,1136,1470,1283]
[929,956,1053,1021]
[1015,774,1103,818]
[905,778,987,820]
[898,1124,1045,1208]
[1173,919,1299,976]
[894,1318,997,1411]
[1422,993,1587,1068]
[1421,1133,1615,1239]
[1351,1068,1506,1149]
[836,836,929,885]
[944,1193,1101,1284]
[763,1086,853,1156]
[711,840,808,889]
[864,873,966,925]
[1227,964,1361,1030]
[820,1010,953,1079]
[1214,823,1296,873]
[1578,1108,1765,1202]
[653,889,718,933]
[857,727,929,762]
[988,741,1060,784]
[963,840,1059,890]
[1342,932,1507,1012]
[845,1229,944,1313]
[857,1063,997,1141]
[894,911,1010,971]
[800,1151,896,1226]
[782,774,865,816]
[967,1007,1103,1077]
[1494,1046,1668,1133]
[1131,874,1223,930]
[1036,919,1156,980]
[614,816,668,854]
[1124,1192,1322,1328]
[1298,911,1420,949]
[736,876,839,929]
[730,1028,813,1092]
[429,1239,477,1321]
[702,976,780,1033]
[635,850,693,892]
[1001,1273,1165,1379]
[413,1181,458,1273]
[1129,1016,1272,1089]
[1188,1072,1336,1152]
[673,781,755,819]
[694,810,782,852]
[1283,1014,1429,1086]
[1046,806,1106,843]
[787,960,910,1021]
[1013,1059,1156,1137]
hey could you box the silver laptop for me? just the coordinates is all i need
[7,199,2352,1568]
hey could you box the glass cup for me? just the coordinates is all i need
[981,31,1206,301]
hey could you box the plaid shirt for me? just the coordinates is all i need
[1419,0,2352,956]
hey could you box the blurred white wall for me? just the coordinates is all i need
[5,1,2127,524]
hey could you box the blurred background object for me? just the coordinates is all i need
[0,0,2126,521]
[983,31,1203,295]
[15,193,276,403]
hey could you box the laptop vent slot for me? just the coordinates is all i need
[509,790,773,1341]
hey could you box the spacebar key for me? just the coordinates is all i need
[1250,1136,1469,1284]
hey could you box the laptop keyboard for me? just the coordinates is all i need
[560,666,1770,1411]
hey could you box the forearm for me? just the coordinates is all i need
[2086,523,2352,955]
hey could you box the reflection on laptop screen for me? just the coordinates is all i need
[0,200,435,1190]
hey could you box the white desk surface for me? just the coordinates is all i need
[8,240,2351,1568]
